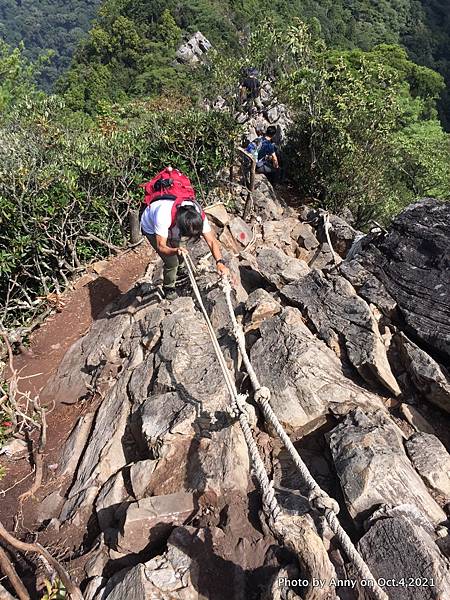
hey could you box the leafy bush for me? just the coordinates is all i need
[275,25,450,225]
[0,65,239,329]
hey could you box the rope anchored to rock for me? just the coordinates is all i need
[183,253,281,524]
[183,249,387,599]
[220,277,388,600]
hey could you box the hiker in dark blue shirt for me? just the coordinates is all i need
[256,126,279,174]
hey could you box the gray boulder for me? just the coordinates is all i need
[104,527,198,599]
[96,469,131,531]
[399,404,436,435]
[116,493,195,554]
[130,459,158,499]
[131,392,196,459]
[328,408,446,524]
[262,218,303,256]
[295,223,320,253]
[282,270,401,396]
[340,259,397,319]
[252,175,285,221]
[255,247,310,289]
[358,515,450,600]
[406,432,450,499]
[250,307,385,434]
[245,289,281,331]
[175,31,211,65]
[397,333,450,413]
[229,216,253,247]
[328,215,359,257]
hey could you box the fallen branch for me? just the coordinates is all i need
[0,546,30,600]
[80,233,121,254]
[0,522,83,600]
[18,404,47,503]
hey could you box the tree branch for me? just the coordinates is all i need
[0,523,83,600]
[0,546,30,600]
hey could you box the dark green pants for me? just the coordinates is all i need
[145,234,185,289]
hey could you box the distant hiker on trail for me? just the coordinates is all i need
[140,167,230,300]
[239,67,262,113]
[246,125,280,180]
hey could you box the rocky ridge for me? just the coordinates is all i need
[31,183,450,599]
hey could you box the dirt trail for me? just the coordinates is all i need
[0,242,153,530]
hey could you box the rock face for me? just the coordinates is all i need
[117,493,196,554]
[52,283,250,529]
[406,432,450,499]
[340,257,398,319]
[350,199,450,360]
[250,308,385,434]
[244,289,281,331]
[176,32,211,64]
[104,529,197,599]
[229,216,254,247]
[328,409,446,524]
[255,247,310,289]
[204,202,230,227]
[282,270,401,396]
[252,175,285,220]
[56,413,95,478]
[358,515,450,600]
[262,218,305,256]
[60,369,132,524]
[38,188,450,600]
[328,215,359,257]
[397,333,450,413]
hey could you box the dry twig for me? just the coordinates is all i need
[18,404,47,503]
[0,522,83,600]
[0,546,30,600]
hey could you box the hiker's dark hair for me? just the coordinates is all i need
[176,206,203,238]
[266,125,277,138]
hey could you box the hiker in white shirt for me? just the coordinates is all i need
[141,199,229,299]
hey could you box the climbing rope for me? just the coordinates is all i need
[220,276,388,600]
[182,250,387,600]
[183,252,280,524]
[321,211,338,266]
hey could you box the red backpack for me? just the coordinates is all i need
[142,167,205,229]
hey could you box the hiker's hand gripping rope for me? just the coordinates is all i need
[216,259,230,279]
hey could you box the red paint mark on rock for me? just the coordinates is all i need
[240,232,246,240]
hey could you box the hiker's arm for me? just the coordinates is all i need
[271,151,279,169]
[203,231,230,277]
[155,235,185,257]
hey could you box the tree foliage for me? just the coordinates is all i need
[0,47,238,329]
[0,0,102,89]
[271,25,450,224]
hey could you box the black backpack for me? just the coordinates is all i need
[243,76,260,99]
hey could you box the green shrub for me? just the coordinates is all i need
[0,91,239,329]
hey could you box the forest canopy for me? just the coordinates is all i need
[0,6,449,331]
[1,0,449,127]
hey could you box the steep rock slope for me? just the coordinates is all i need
[34,184,450,599]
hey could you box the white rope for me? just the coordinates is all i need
[322,211,338,266]
[221,277,388,600]
[183,253,280,524]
